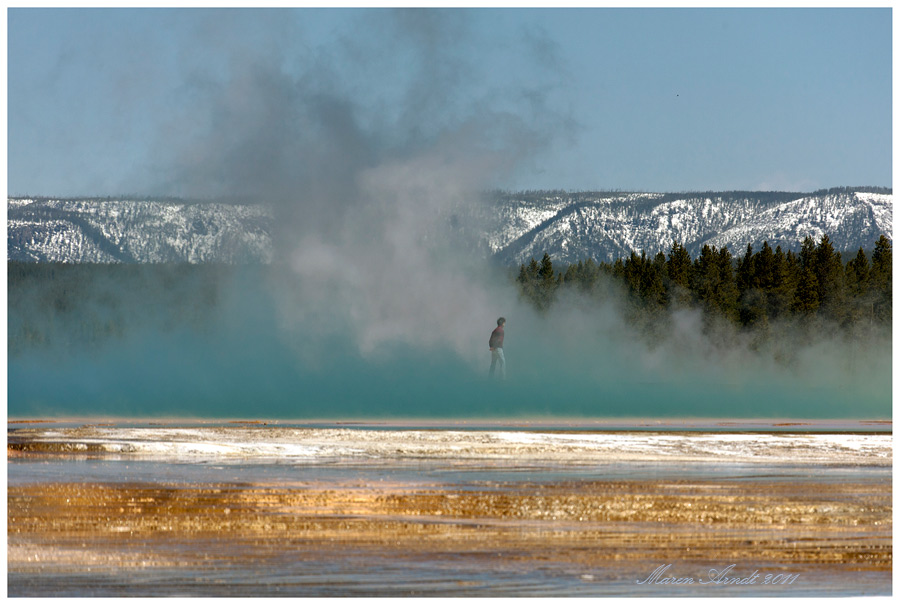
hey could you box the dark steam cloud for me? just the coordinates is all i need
[151,9,573,362]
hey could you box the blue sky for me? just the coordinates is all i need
[6,6,892,197]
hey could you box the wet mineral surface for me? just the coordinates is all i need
[7,472,892,596]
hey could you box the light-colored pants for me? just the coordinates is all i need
[490,348,506,379]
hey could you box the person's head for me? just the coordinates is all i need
[497,317,506,326]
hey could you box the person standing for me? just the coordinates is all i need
[489,317,506,379]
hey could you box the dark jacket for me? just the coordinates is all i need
[489,325,504,349]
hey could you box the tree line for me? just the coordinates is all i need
[516,234,892,328]
[7,261,231,356]
[6,233,892,356]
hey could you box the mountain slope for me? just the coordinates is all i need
[484,189,892,264]
[7,198,273,263]
[6,189,892,265]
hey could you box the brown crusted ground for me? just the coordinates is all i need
[7,478,891,574]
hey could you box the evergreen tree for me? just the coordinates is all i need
[767,245,796,319]
[737,242,770,327]
[611,257,626,282]
[793,268,820,315]
[580,258,600,292]
[652,251,668,276]
[753,241,775,291]
[666,241,693,306]
[845,248,870,297]
[538,252,555,284]
[792,237,821,315]
[844,247,871,323]
[870,235,892,290]
[692,245,720,313]
[785,249,801,297]
[530,252,557,311]
[666,241,692,287]
[563,261,581,285]
[696,244,739,321]
[622,251,643,296]
[516,258,542,310]
[798,236,817,272]
[870,235,892,322]
[516,262,530,286]
[814,234,846,320]
[622,251,665,312]
[721,247,739,317]
[739,286,767,327]
[735,243,754,294]
[643,252,667,310]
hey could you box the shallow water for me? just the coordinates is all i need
[8,558,891,598]
[7,420,892,597]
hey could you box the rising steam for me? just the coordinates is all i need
[7,9,890,419]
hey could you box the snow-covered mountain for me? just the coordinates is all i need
[6,188,892,265]
[7,198,273,263]
[484,188,892,265]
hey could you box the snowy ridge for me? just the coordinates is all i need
[486,189,892,264]
[706,192,891,254]
[7,198,273,263]
[6,189,892,264]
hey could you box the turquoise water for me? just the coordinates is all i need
[7,325,891,419]
[7,267,891,420]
